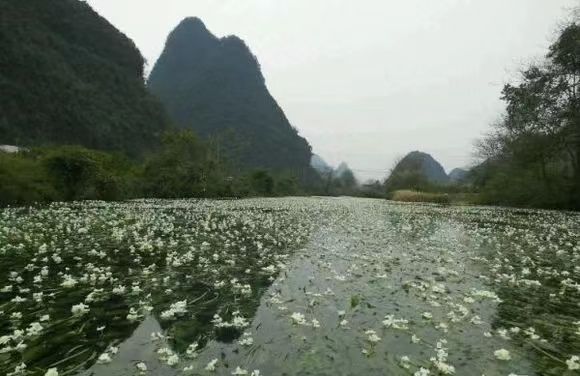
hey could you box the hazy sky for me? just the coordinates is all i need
[89,0,577,181]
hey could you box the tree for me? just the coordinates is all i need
[143,131,212,198]
[249,170,274,196]
[475,19,580,209]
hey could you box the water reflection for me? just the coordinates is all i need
[79,316,176,376]
[180,202,539,375]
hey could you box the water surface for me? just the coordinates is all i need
[1,198,579,375]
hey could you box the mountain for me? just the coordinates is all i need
[334,162,353,178]
[385,151,449,191]
[448,168,468,182]
[148,17,313,174]
[311,154,333,174]
[0,0,170,157]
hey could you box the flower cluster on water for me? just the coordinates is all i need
[253,199,580,375]
[0,198,579,375]
[0,198,315,375]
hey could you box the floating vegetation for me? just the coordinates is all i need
[0,198,579,375]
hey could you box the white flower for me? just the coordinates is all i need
[414,368,430,376]
[365,329,381,343]
[11,296,27,303]
[382,314,409,330]
[1,285,13,293]
[160,300,187,320]
[186,342,199,357]
[290,312,307,325]
[494,349,511,361]
[44,368,58,376]
[136,362,147,372]
[261,265,276,274]
[97,353,112,364]
[400,355,411,369]
[166,354,179,366]
[71,303,90,316]
[432,360,455,374]
[205,358,218,372]
[566,355,580,370]
[10,363,27,375]
[238,333,254,346]
[60,275,77,288]
[232,366,248,375]
[26,322,43,336]
[112,285,126,295]
[470,315,483,325]
[126,307,140,322]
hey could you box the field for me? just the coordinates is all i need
[1,197,579,375]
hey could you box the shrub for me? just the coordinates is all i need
[249,170,274,196]
[40,146,134,201]
[0,152,58,206]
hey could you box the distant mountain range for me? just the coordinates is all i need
[310,155,356,179]
[311,154,333,174]
[148,17,314,174]
[448,168,469,182]
[0,0,170,156]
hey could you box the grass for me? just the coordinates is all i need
[389,190,484,205]
[390,190,451,204]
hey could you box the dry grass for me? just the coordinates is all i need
[390,190,451,204]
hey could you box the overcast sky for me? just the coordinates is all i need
[89,0,577,181]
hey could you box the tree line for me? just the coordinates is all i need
[474,19,580,210]
[0,131,309,206]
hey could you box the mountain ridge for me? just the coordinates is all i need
[0,0,170,156]
[385,150,449,190]
[148,18,313,174]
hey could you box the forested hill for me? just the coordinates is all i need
[384,151,449,191]
[0,0,170,157]
[148,17,313,173]
[394,151,448,182]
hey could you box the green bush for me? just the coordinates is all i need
[477,165,572,209]
[142,131,218,198]
[0,152,58,205]
[40,146,134,201]
[0,131,317,206]
[249,170,274,196]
